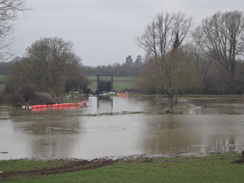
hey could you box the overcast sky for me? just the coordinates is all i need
[12,0,244,66]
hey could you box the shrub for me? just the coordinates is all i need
[20,86,37,102]
[28,93,56,105]
[5,92,25,107]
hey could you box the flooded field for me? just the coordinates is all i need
[0,96,244,160]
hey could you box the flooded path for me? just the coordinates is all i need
[0,96,244,160]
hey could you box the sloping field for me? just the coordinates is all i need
[87,76,137,92]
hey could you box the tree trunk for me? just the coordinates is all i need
[174,94,178,104]
[168,94,174,113]
[71,87,74,100]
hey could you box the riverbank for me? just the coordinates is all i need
[0,152,244,183]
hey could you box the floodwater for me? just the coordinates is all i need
[0,96,244,160]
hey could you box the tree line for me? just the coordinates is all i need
[0,1,243,110]
[82,60,143,77]
[83,10,244,100]
[1,37,89,107]
[134,11,244,112]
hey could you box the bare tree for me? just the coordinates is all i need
[138,49,201,112]
[136,12,192,60]
[0,0,28,59]
[186,44,213,79]
[193,10,244,92]
[136,12,197,112]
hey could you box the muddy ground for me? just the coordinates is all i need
[0,158,115,177]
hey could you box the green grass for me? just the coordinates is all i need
[87,76,134,81]
[0,160,69,172]
[1,152,244,183]
[0,105,14,111]
[87,75,137,92]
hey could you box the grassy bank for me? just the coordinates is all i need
[0,105,13,110]
[1,152,244,183]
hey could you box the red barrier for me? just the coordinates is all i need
[31,101,86,111]
[31,105,47,109]
[82,101,86,107]
[117,92,128,98]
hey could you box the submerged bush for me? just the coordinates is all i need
[20,86,37,102]
[5,92,25,107]
[28,93,56,105]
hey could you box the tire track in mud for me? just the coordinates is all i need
[0,158,114,177]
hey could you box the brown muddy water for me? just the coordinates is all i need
[0,96,244,160]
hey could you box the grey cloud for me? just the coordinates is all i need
[11,0,244,66]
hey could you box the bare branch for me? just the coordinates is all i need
[0,0,28,59]
[193,10,244,87]
[136,12,192,61]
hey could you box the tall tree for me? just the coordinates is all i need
[136,12,199,112]
[186,44,213,80]
[193,10,244,93]
[136,12,192,60]
[138,49,201,112]
[7,37,88,97]
[0,0,28,59]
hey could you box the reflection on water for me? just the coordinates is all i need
[0,96,244,160]
[140,115,244,155]
[85,96,156,114]
[188,98,244,114]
